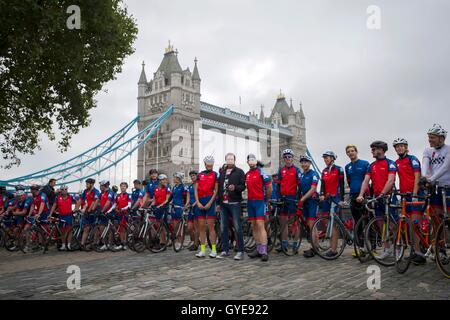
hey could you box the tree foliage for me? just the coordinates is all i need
[0,0,138,168]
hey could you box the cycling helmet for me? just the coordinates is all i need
[15,190,25,197]
[59,185,68,190]
[392,138,408,147]
[15,185,26,191]
[299,155,313,163]
[99,180,110,186]
[247,153,257,161]
[282,149,294,157]
[30,184,40,191]
[85,178,95,184]
[133,179,141,184]
[158,174,168,180]
[174,172,184,180]
[322,150,337,160]
[370,140,388,152]
[203,155,215,164]
[427,124,447,138]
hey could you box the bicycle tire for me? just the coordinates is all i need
[173,221,186,253]
[364,216,397,267]
[394,217,414,274]
[353,216,372,264]
[280,216,303,256]
[311,216,346,260]
[434,219,450,279]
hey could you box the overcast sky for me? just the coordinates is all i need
[3,0,450,182]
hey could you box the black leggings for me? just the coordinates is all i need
[349,194,365,224]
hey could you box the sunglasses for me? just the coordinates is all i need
[283,155,293,159]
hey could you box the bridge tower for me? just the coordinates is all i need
[137,42,201,181]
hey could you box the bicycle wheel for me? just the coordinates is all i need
[173,221,186,252]
[434,219,450,279]
[19,227,47,253]
[394,218,414,274]
[69,228,81,251]
[353,216,372,263]
[280,216,303,256]
[146,222,169,253]
[311,217,346,260]
[4,228,20,252]
[365,216,397,267]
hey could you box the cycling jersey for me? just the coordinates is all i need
[55,195,74,216]
[345,159,370,194]
[321,165,345,199]
[131,188,142,203]
[31,192,49,215]
[172,184,186,207]
[81,188,100,209]
[100,189,115,211]
[196,170,218,198]
[115,192,131,211]
[187,184,196,205]
[270,181,278,200]
[154,186,171,206]
[145,179,159,198]
[299,169,320,196]
[396,154,421,193]
[245,167,271,201]
[16,196,33,212]
[366,157,397,196]
[422,144,450,187]
[277,165,301,196]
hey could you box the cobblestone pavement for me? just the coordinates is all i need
[0,244,448,300]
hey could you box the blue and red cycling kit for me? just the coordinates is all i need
[277,165,301,216]
[246,167,271,221]
[153,185,171,221]
[396,154,422,215]
[299,169,320,221]
[320,165,345,215]
[195,170,218,220]
[171,184,186,221]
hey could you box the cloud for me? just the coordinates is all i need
[4,0,450,182]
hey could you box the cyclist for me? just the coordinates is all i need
[422,124,450,214]
[186,170,200,251]
[151,174,171,251]
[131,179,144,210]
[393,138,424,264]
[298,155,321,258]
[357,141,397,260]
[194,156,219,258]
[78,178,101,251]
[171,172,186,251]
[246,154,272,261]
[319,151,345,258]
[141,169,159,208]
[50,185,76,251]
[98,180,115,251]
[108,182,131,250]
[7,191,32,250]
[277,149,302,252]
[344,145,370,258]
[28,184,50,226]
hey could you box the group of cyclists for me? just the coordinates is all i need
[1,123,449,271]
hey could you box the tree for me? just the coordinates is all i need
[0,0,138,168]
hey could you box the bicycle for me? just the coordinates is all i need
[364,194,399,267]
[172,204,189,252]
[69,211,101,251]
[144,205,174,253]
[18,216,48,254]
[433,185,450,278]
[311,197,354,260]
[0,214,24,252]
